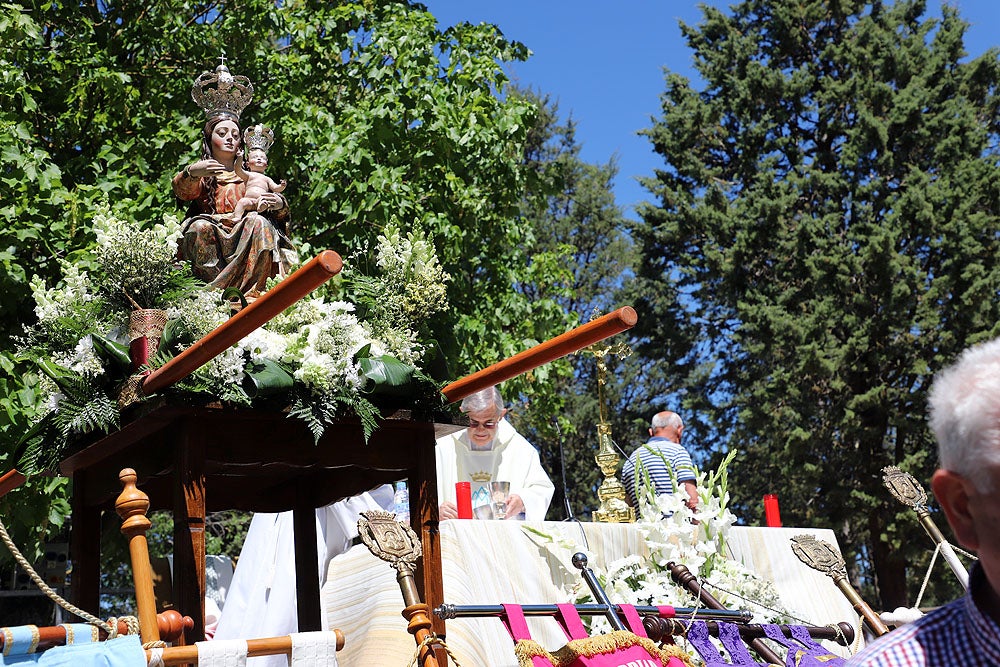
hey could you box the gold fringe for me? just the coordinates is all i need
[513,631,698,667]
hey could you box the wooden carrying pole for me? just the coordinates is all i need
[141,251,343,396]
[0,468,26,499]
[442,306,637,403]
[642,617,856,647]
[666,561,784,665]
[145,633,345,666]
[0,613,192,652]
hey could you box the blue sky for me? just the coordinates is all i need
[423,1,999,221]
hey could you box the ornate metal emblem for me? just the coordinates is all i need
[790,534,847,580]
[882,465,928,511]
[357,510,422,576]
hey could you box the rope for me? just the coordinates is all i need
[952,544,978,561]
[851,614,865,655]
[913,542,941,609]
[913,539,977,609]
[0,516,141,640]
[147,647,165,667]
[701,579,814,628]
[408,634,462,667]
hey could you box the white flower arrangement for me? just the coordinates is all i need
[526,450,790,637]
[16,206,451,471]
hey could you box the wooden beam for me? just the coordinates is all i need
[442,306,637,403]
[141,251,342,396]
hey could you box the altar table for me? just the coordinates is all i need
[325,521,861,666]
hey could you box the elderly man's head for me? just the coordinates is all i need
[649,411,684,442]
[460,386,507,450]
[930,337,1000,493]
[929,336,1000,609]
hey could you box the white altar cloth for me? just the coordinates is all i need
[324,521,860,666]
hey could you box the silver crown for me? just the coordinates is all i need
[191,58,254,121]
[244,124,275,154]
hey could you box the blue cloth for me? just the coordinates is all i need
[845,563,1000,666]
[0,635,145,666]
[58,625,97,645]
[1,626,38,657]
[620,436,696,506]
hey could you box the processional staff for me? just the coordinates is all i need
[882,465,970,588]
[357,511,443,667]
[790,534,890,637]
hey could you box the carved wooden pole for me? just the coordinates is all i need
[115,468,160,645]
[666,561,785,665]
[141,251,343,396]
[442,306,637,403]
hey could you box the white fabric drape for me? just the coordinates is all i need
[213,486,393,667]
[289,632,338,667]
[195,639,247,667]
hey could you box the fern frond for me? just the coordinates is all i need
[54,393,120,440]
[341,393,380,442]
[288,396,335,445]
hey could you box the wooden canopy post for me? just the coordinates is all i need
[115,468,161,645]
[442,306,637,403]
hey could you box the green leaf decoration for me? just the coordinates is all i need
[358,355,414,395]
[90,333,132,373]
[242,359,295,399]
[160,319,183,353]
[35,358,79,394]
[221,287,248,313]
[288,395,337,445]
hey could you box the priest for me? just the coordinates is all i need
[436,386,554,521]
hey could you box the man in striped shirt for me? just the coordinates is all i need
[847,337,1000,665]
[621,411,698,510]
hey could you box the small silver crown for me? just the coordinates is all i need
[244,124,275,154]
[191,57,254,121]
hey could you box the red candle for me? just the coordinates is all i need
[456,482,473,519]
[763,493,782,527]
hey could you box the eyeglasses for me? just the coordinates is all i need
[468,420,498,430]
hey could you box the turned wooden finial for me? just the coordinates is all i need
[116,468,152,536]
[156,610,195,642]
[115,468,160,644]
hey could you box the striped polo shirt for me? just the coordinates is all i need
[621,436,696,507]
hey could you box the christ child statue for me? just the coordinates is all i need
[231,124,287,222]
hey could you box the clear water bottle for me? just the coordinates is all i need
[393,480,410,524]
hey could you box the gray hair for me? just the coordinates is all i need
[929,336,1000,492]
[651,411,683,431]
[460,386,504,416]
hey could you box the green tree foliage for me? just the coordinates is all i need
[631,0,1000,608]
[0,0,573,562]
[513,89,640,519]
